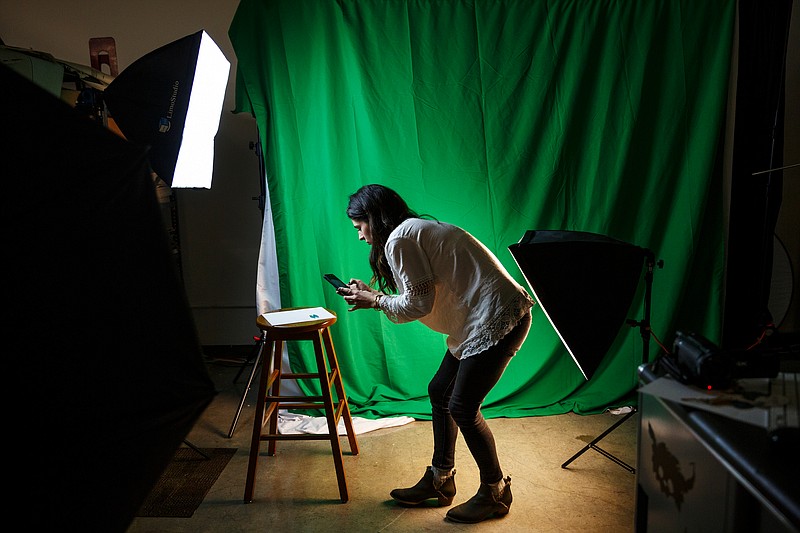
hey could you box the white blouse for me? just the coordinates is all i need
[377,218,535,359]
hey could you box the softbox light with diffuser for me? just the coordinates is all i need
[509,230,658,472]
[104,30,230,188]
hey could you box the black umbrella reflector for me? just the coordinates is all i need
[509,230,648,380]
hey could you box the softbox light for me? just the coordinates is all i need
[104,30,230,188]
[509,230,649,380]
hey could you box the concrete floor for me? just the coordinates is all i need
[126,356,638,533]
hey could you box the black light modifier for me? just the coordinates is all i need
[509,230,650,380]
[104,30,230,188]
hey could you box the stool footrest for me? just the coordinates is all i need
[277,371,339,389]
[265,395,326,403]
[264,400,347,412]
[259,432,344,441]
[266,402,326,410]
[281,372,330,379]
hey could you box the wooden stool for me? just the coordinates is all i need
[244,307,359,503]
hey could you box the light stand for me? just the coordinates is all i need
[227,133,269,438]
[560,251,657,473]
[509,231,661,474]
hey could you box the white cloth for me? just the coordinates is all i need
[277,411,415,435]
[379,218,534,359]
[255,167,305,396]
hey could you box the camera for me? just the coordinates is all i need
[663,331,779,389]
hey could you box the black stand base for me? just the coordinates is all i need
[561,409,637,473]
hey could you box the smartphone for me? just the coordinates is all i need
[323,273,349,289]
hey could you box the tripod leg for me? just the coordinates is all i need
[561,409,636,473]
[183,439,210,459]
[232,335,264,384]
[228,335,266,438]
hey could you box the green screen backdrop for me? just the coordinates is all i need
[229,0,734,419]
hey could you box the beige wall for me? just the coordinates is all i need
[2,1,797,342]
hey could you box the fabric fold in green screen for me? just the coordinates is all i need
[229,0,734,419]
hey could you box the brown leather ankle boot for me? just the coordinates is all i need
[389,467,456,507]
[445,476,512,523]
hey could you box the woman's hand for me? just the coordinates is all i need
[348,278,372,291]
[337,278,379,311]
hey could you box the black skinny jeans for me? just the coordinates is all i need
[428,311,532,485]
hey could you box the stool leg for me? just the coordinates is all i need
[266,339,283,456]
[313,331,349,503]
[322,328,359,455]
[244,339,276,503]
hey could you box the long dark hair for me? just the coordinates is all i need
[346,184,419,292]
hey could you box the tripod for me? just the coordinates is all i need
[227,134,271,439]
[227,333,267,438]
[561,251,659,474]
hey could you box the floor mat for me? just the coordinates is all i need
[136,447,237,518]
